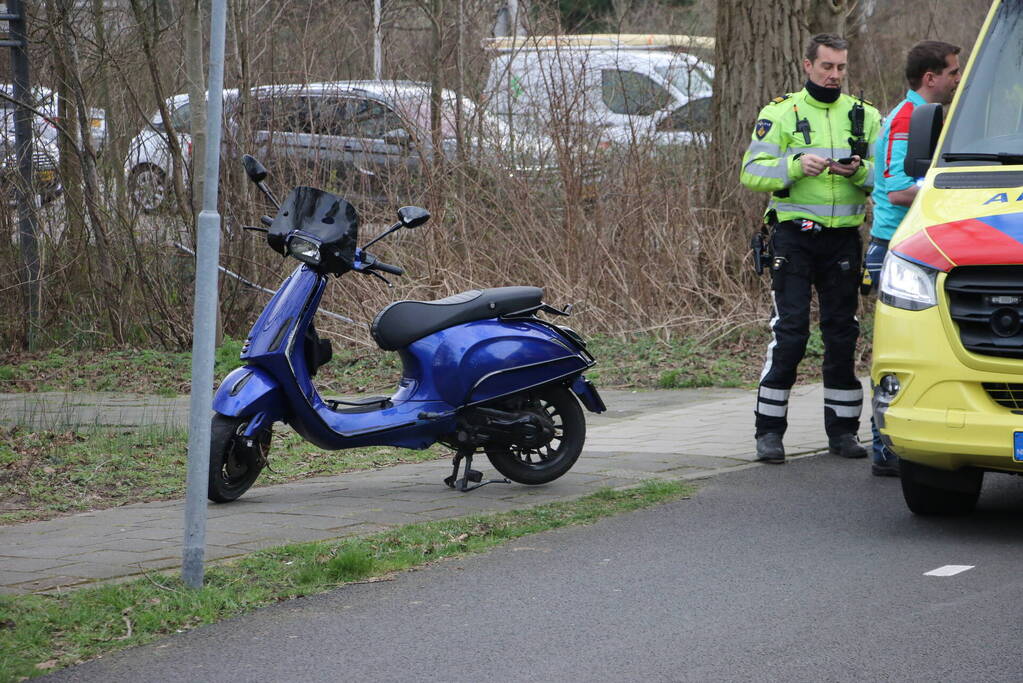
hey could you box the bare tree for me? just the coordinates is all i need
[807,0,878,38]
[129,0,192,222]
[711,0,809,200]
[46,0,124,340]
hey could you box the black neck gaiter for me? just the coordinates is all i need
[805,80,841,104]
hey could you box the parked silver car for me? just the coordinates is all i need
[123,80,571,213]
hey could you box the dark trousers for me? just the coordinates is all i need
[755,221,863,438]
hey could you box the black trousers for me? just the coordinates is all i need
[755,221,863,438]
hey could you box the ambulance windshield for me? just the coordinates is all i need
[940,1,1023,165]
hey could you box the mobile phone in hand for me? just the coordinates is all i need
[834,157,855,164]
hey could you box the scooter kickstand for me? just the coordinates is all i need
[443,451,465,489]
[443,448,509,492]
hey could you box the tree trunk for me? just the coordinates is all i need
[129,0,192,224]
[90,0,122,211]
[808,0,846,36]
[806,0,877,38]
[711,0,810,202]
[50,0,123,341]
[46,3,87,249]
[426,0,445,216]
[493,0,528,37]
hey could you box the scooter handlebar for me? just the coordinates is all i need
[357,249,404,277]
[372,260,404,276]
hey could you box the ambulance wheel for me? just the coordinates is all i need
[900,459,982,516]
[208,415,270,503]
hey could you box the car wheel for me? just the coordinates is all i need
[128,163,169,214]
[900,459,982,516]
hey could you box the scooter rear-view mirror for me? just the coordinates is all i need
[398,206,430,229]
[241,154,279,208]
[242,154,268,183]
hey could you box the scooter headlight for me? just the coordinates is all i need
[879,253,938,311]
[287,235,322,266]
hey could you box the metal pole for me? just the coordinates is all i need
[6,0,39,350]
[182,0,228,589]
[373,0,382,80]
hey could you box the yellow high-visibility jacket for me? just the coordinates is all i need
[740,89,881,228]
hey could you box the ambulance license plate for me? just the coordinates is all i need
[1014,432,1023,462]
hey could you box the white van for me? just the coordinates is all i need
[481,34,714,146]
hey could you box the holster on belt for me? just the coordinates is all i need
[750,227,770,275]
[750,210,776,276]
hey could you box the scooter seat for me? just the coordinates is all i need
[371,286,543,351]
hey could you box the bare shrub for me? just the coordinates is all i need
[0,0,994,353]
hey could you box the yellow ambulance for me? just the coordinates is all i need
[873,0,1023,515]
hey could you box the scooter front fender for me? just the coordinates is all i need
[212,366,287,422]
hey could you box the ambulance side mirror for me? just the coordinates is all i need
[904,103,944,178]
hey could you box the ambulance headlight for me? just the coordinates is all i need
[879,253,937,311]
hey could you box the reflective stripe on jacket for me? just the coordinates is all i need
[740,89,881,228]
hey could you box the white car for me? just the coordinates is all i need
[1,87,59,205]
[123,90,238,213]
[0,84,107,154]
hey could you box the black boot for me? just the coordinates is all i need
[829,433,868,459]
[755,433,785,464]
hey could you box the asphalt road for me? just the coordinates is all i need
[48,455,1023,682]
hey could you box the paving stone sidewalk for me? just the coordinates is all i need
[0,383,871,594]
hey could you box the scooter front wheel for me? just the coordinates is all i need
[208,415,271,503]
[485,385,585,485]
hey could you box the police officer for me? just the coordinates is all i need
[740,33,881,464]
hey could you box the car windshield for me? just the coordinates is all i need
[654,59,713,97]
[939,1,1023,165]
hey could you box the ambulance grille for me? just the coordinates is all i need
[982,383,1023,410]
[945,266,1023,359]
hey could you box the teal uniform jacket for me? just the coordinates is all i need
[871,90,926,240]
[740,88,881,228]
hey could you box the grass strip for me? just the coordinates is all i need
[0,331,769,395]
[0,479,694,680]
[0,425,447,524]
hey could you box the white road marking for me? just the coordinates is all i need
[924,565,975,577]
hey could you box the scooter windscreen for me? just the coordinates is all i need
[268,186,359,275]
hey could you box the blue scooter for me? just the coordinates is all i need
[208,156,606,502]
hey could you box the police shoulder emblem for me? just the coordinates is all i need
[771,94,791,104]
[755,119,773,140]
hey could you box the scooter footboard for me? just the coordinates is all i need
[213,366,287,423]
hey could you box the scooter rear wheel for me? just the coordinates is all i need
[208,415,270,503]
[485,385,585,485]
